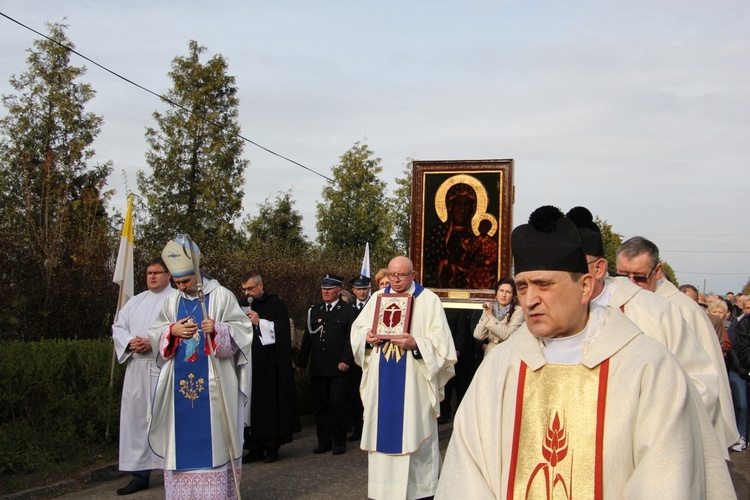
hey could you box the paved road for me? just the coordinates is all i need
[48,423,452,500]
[14,421,750,499]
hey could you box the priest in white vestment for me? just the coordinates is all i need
[148,236,253,500]
[112,257,173,495]
[567,206,728,457]
[616,235,739,450]
[351,256,457,499]
[436,206,734,499]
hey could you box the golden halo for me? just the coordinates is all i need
[474,213,498,237]
[434,174,489,235]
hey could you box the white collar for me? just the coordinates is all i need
[592,279,615,307]
[540,305,607,365]
[541,329,587,365]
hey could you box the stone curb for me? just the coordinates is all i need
[3,417,317,500]
[2,463,126,500]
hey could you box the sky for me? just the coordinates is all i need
[1,0,749,294]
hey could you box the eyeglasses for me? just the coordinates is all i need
[616,263,657,284]
[241,282,261,292]
[387,272,413,280]
[146,271,167,276]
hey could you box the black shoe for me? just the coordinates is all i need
[313,445,332,454]
[332,445,346,455]
[264,449,279,463]
[347,430,361,442]
[242,451,264,464]
[117,480,149,495]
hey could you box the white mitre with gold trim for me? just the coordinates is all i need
[161,234,201,278]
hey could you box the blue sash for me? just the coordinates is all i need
[173,294,213,470]
[376,344,407,453]
[376,282,425,454]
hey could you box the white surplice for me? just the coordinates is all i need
[112,285,173,472]
[436,306,735,499]
[656,278,740,449]
[351,282,457,499]
[597,276,727,457]
[147,278,252,499]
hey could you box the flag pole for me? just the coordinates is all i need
[107,194,135,440]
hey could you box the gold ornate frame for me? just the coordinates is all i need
[371,293,414,340]
[410,159,514,308]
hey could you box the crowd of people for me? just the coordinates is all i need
[111,212,746,498]
[682,285,750,453]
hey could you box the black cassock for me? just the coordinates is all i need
[244,291,300,448]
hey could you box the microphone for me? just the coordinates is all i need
[242,297,253,316]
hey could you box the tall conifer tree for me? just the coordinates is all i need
[390,162,413,256]
[316,142,395,264]
[244,190,309,253]
[137,40,247,256]
[0,23,114,339]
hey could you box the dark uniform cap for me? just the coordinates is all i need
[566,206,605,258]
[321,274,345,289]
[511,205,588,274]
[350,274,371,288]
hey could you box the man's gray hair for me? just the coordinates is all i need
[617,236,659,269]
[241,270,263,283]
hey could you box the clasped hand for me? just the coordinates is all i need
[172,317,215,339]
[128,336,152,354]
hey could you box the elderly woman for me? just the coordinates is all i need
[707,299,731,355]
[473,277,524,357]
[707,299,730,326]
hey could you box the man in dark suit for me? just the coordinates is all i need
[350,274,371,311]
[297,274,358,455]
[347,274,371,441]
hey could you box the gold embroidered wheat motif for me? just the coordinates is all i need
[179,373,205,408]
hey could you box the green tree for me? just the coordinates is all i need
[660,261,678,286]
[244,190,309,253]
[137,40,247,256]
[316,142,396,263]
[595,216,623,276]
[390,161,413,256]
[0,22,114,340]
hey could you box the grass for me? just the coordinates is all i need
[1,442,119,495]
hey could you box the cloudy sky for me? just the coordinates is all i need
[1,1,748,293]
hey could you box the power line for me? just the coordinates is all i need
[675,271,750,276]
[663,250,750,254]
[0,11,334,183]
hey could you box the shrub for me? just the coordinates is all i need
[0,337,317,494]
[0,339,123,490]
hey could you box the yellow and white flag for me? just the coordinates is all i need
[113,194,135,313]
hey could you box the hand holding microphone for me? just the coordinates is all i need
[243,297,259,326]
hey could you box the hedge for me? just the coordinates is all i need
[0,338,314,494]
